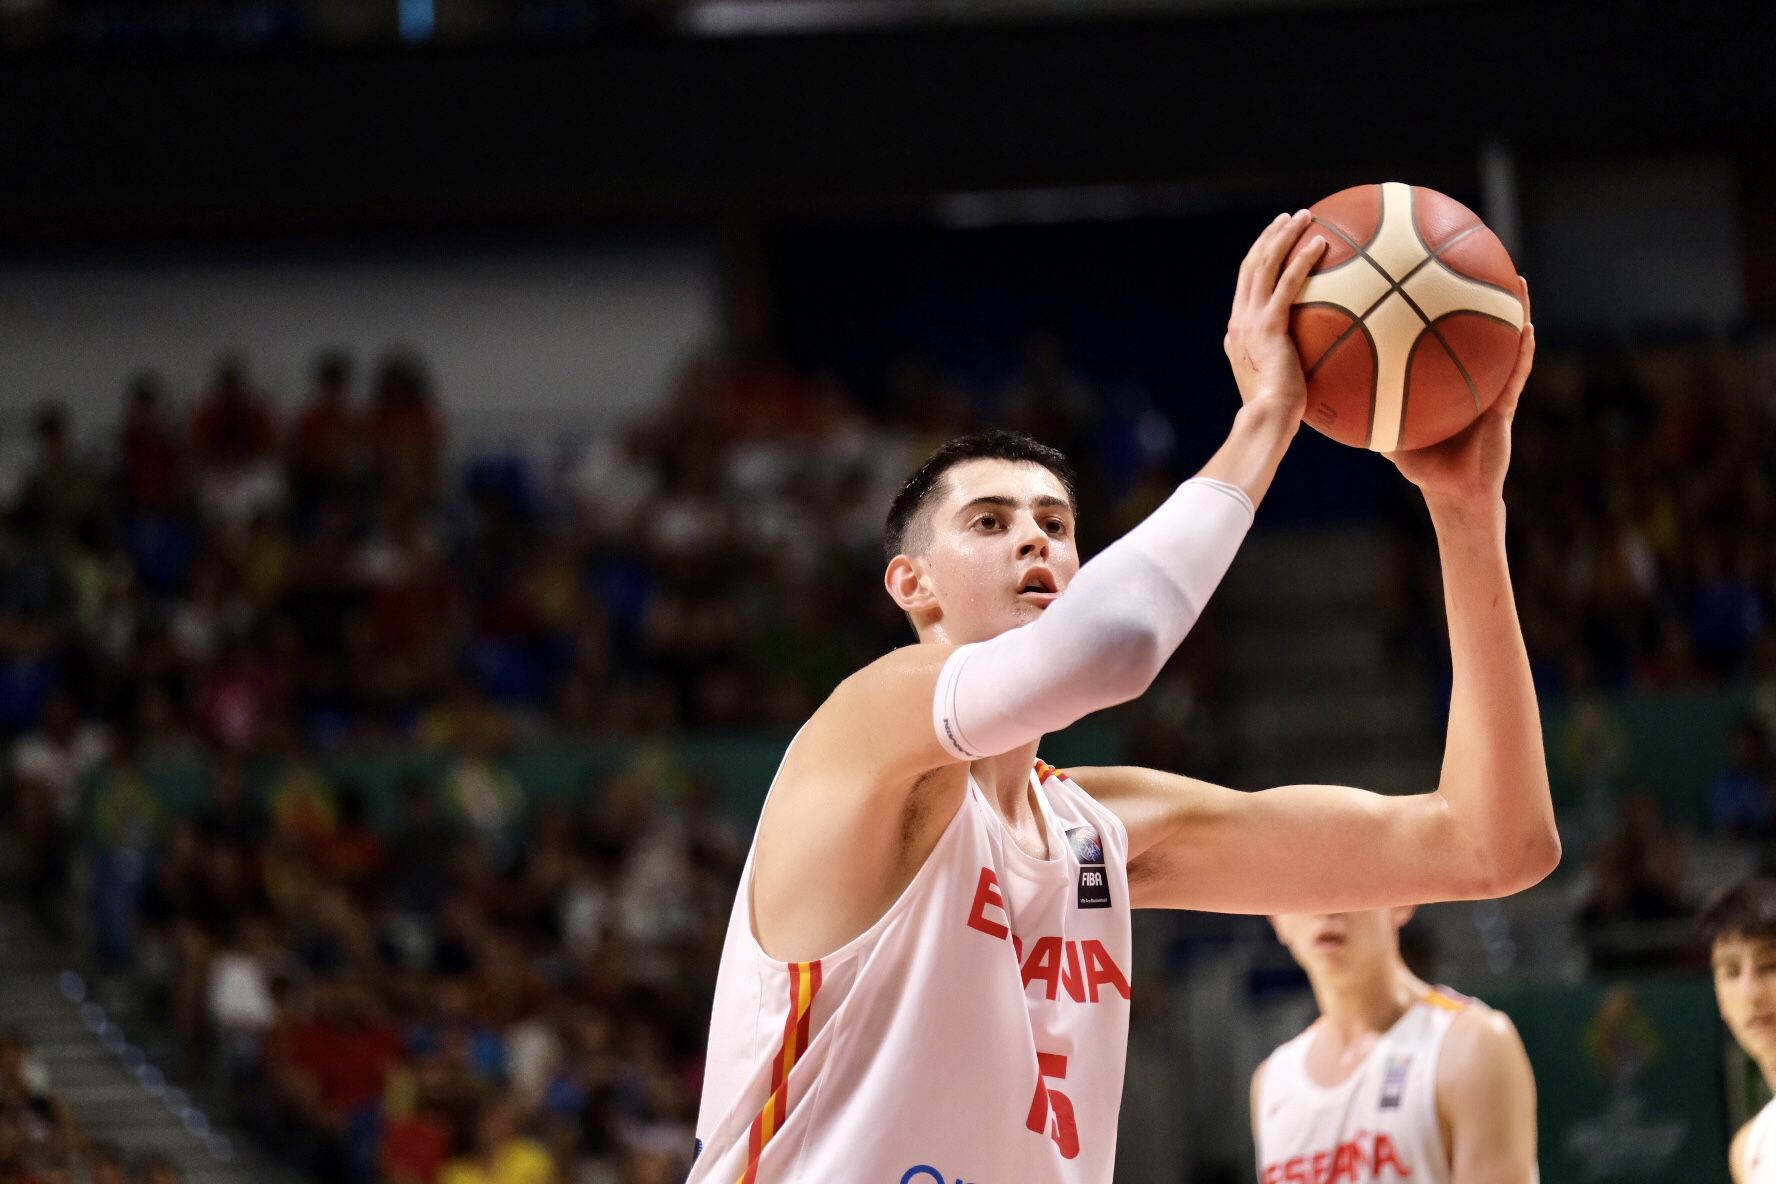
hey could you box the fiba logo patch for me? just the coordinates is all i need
[1379,1055,1412,1110]
[1067,826,1112,910]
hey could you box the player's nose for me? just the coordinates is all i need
[1015,515,1050,559]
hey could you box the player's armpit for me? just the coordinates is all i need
[1435,1008,1537,1184]
[1075,765,1549,914]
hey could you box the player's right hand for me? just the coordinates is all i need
[1224,210,1326,420]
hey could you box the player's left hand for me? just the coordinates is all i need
[1385,277,1534,508]
[1225,210,1328,419]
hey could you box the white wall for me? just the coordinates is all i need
[0,244,719,449]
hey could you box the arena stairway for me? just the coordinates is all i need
[0,900,302,1184]
[1220,525,1443,796]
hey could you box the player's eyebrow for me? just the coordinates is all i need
[957,494,1073,516]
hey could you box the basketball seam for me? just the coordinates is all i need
[1298,301,1360,380]
[1408,189,1522,299]
[1295,301,1377,448]
[1299,213,1396,377]
[1397,223,1485,290]
[1399,311,1523,448]
[1424,308,1524,419]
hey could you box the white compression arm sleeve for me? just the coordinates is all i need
[932,476,1254,761]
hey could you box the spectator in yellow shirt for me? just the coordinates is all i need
[440,1100,556,1184]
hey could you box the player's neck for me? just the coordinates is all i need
[972,742,1047,841]
[1313,962,1426,1042]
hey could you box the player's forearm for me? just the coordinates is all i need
[1428,494,1559,894]
[1195,397,1300,510]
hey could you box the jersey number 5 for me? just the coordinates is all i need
[1025,1052,1080,1160]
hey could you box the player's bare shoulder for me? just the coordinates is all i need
[1732,1118,1755,1184]
[1433,998,1535,1119]
[788,643,961,794]
[750,644,969,962]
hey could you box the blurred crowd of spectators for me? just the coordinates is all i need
[1,339,1213,1183]
[134,749,741,1184]
[2,1026,184,1184]
[1387,337,1776,698]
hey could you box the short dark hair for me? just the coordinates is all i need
[1701,877,1776,946]
[883,430,1078,561]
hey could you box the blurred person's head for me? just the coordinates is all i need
[0,1110,22,1167]
[1704,877,1776,1078]
[87,1142,128,1184]
[311,350,353,401]
[1268,907,1418,1001]
[209,353,251,404]
[0,1028,25,1088]
[208,752,248,810]
[883,431,1079,644]
[32,401,70,459]
[470,1097,524,1155]
[397,777,441,831]
[38,688,77,739]
[374,350,433,409]
[1731,717,1769,770]
[619,1146,680,1184]
[125,373,167,420]
[130,1152,182,1184]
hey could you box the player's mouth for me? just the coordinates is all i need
[1018,568,1059,604]
[1312,932,1347,950]
[1746,1012,1776,1032]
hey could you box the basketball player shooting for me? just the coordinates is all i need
[689,211,1559,1184]
[1703,878,1776,1184]
[1252,908,1538,1184]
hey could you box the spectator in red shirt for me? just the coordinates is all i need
[288,350,359,509]
[365,351,443,505]
[116,374,184,515]
[189,354,277,467]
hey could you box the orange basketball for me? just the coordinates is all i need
[1285,182,1526,452]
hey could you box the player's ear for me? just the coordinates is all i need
[1390,905,1416,930]
[1265,915,1287,943]
[885,554,938,618]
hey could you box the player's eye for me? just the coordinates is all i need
[976,514,1000,530]
[1044,518,1066,535]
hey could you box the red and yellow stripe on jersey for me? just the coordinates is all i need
[1035,760,1071,783]
[735,959,823,1184]
[1422,987,1468,1012]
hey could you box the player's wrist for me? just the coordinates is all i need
[1233,395,1302,439]
[1423,490,1506,533]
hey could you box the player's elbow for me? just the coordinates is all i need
[1088,617,1171,706]
[1478,825,1562,898]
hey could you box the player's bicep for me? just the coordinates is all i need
[1439,1010,1538,1184]
[1082,766,1490,913]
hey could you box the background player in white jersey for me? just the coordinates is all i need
[1252,908,1538,1184]
[691,212,1559,1184]
[1704,878,1776,1184]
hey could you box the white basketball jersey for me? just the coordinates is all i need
[1255,989,1475,1184]
[690,760,1132,1184]
[1744,1098,1776,1184]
